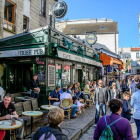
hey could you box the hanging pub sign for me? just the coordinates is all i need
[86,34,97,45]
[53,1,68,19]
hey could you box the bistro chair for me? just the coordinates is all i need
[60,99,71,120]
[11,94,15,104]
[23,101,42,132]
[85,94,93,108]
[31,98,48,125]
[48,92,51,106]
[14,102,31,136]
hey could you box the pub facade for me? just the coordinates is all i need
[0,26,102,105]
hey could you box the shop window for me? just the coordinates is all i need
[40,0,46,16]
[56,63,61,87]
[89,68,93,81]
[9,68,15,89]
[137,69,140,74]
[63,65,70,85]
[4,0,15,31]
[23,16,29,29]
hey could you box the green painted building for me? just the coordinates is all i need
[0,26,102,105]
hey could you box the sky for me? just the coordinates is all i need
[60,0,140,48]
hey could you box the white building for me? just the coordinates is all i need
[56,19,119,54]
[139,13,140,47]
[131,47,140,75]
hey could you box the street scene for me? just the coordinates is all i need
[0,0,140,140]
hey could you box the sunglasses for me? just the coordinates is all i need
[99,83,103,84]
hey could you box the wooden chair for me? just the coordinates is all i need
[48,92,51,106]
[14,102,31,136]
[31,98,48,125]
[61,99,71,120]
[23,101,42,132]
[85,94,93,108]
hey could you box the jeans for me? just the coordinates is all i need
[71,104,78,117]
[31,92,39,101]
[134,119,140,138]
[95,103,106,124]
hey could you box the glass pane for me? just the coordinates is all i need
[56,63,61,87]
[64,65,70,85]
[8,6,12,22]
[23,16,27,29]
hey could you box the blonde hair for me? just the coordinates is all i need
[48,108,64,126]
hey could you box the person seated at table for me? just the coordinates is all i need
[67,85,74,96]
[77,82,81,92]
[72,83,77,91]
[73,88,85,114]
[84,81,94,99]
[32,108,68,140]
[0,83,4,101]
[48,86,61,106]
[60,87,78,118]
[0,93,24,140]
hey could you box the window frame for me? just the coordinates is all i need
[40,0,46,17]
[23,15,29,30]
[4,0,16,31]
[136,52,139,58]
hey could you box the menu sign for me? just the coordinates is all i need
[38,71,45,85]
[48,65,55,86]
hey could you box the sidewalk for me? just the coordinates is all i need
[21,107,137,140]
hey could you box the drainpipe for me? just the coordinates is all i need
[114,33,117,54]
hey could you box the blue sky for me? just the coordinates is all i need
[62,0,140,48]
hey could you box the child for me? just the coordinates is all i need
[121,91,131,121]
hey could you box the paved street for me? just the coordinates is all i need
[20,107,138,140]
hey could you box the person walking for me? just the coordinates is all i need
[130,77,139,95]
[109,82,121,99]
[93,79,110,126]
[93,99,134,140]
[131,83,140,139]
[28,74,40,101]
[122,79,127,93]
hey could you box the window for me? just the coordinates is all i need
[137,69,140,74]
[70,28,76,30]
[40,0,46,16]
[4,0,16,31]
[23,16,29,29]
[100,26,105,29]
[136,53,139,58]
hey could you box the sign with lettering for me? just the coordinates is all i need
[53,1,67,19]
[86,34,97,45]
[48,65,55,86]
[0,47,45,58]
[57,50,102,67]
[38,71,45,85]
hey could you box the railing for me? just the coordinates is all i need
[3,19,15,32]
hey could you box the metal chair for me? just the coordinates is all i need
[61,99,71,120]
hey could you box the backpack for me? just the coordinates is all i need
[100,115,122,140]
[32,126,68,140]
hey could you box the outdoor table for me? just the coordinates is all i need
[41,105,58,110]
[0,120,22,139]
[22,111,43,136]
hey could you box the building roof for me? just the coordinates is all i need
[63,22,118,35]
[131,48,140,51]
[92,43,110,51]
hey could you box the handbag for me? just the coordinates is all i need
[33,88,40,94]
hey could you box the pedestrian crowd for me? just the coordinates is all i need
[0,74,140,140]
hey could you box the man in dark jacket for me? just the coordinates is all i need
[28,74,40,101]
[93,79,110,126]
[121,92,131,121]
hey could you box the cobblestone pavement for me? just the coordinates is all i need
[79,118,137,140]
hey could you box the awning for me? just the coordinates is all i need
[100,53,123,66]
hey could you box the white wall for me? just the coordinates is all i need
[75,34,119,54]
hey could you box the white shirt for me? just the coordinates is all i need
[0,87,4,101]
[60,92,72,101]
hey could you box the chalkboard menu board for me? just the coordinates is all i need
[48,65,55,86]
[38,71,45,85]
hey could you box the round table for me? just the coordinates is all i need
[0,120,22,130]
[41,105,58,110]
[22,111,43,136]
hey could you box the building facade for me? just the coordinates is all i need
[131,47,140,75]
[0,0,55,39]
[56,19,119,54]
[139,13,140,47]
